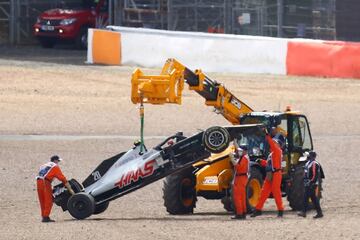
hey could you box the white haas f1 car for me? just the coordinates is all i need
[53,125,261,219]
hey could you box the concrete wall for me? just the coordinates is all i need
[87,26,360,79]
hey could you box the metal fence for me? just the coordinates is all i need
[116,0,336,40]
[2,0,359,45]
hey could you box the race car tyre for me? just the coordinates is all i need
[69,179,84,193]
[163,168,197,214]
[53,179,83,211]
[38,37,56,48]
[203,126,230,154]
[287,165,323,211]
[93,201,109,215]
[67,192,95,220]
[75,26,88,50]
[246,167,263,211]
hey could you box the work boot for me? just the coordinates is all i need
[277,210,283,218]
[42,217,55,223]
[231,214,246,220]
[297,211,306,218]
[250,209,262,218]
[313,212,323,219]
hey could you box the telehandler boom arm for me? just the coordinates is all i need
[131,58,253,124]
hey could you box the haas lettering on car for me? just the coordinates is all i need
[114,160,156,189]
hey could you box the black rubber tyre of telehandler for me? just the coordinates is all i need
[221,192,234,212]
[67,192,95,220]
[203,126,230,154]
[287,165,323,211]
[93,201,109,215]
[163,168,197,215]
[246,167,263,211]
[222,167,264,213]
[287,166,305,210]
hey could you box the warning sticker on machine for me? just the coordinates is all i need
[230,97,242,110]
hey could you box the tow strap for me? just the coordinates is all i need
[139,94,145,154]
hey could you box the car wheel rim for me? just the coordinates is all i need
[75,201,86,211]
[208,131,224,147]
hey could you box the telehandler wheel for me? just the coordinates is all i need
[221,186,234,212]
[203,126,230,154]
[287,166,305,210]
[163,168,197,214]
[246,168,263,211]
[222,168,263,213]
[93,201,109,215]
[67,192,95,220]
[287,166,323,211]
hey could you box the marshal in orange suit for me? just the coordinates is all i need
[36,155,74,223]
[251,133,285,218]
[231,144,249,220]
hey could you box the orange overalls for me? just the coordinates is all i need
[36,162,67,218]
[233,154,249,215]
[255,135,284,211]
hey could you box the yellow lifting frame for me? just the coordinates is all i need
[131,59,186,105]
[131,58,253,125]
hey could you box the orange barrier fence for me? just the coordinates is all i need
[287,41,360,79]
[92,30,121,65]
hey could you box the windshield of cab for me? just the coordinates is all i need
[240,115,271,126]
[234,132,269,159]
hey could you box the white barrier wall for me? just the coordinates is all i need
[89,26,288,74]
[88,27,360,79]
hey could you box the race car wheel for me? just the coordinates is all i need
[93,201,109,215]
[53,179,84,211]
[69,179,84,193]
[163,167,197,214]
[67,192,95,220]
[203,126,230,154]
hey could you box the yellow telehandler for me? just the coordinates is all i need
[131,58,322,214]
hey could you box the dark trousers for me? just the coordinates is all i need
[303,185,322,214]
